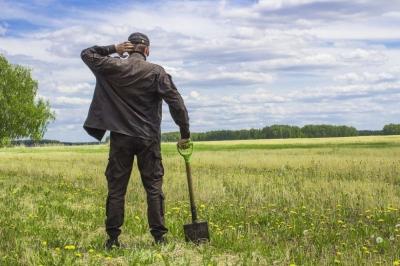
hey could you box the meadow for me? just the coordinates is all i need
[0,135,400,265]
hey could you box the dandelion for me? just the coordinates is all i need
[64,245,76,250]
[200,204,206,209]
[75,252,82,258]
[155,253,163,260]
[88,249,95,253]
[378,219,384,222]
[289,263,296,266]
[55,247,61,252]
[134,215,140,220]
[41,241,47,246]
[171,207,180,212]
[376,237,383,244]
[337,220,344,224]
[334,259,341,264]
[393,260,400,266]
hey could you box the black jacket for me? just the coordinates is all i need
[81,45,190,141]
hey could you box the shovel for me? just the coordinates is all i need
[177,141,210,244]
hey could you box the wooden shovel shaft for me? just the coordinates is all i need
[185,161,198,223]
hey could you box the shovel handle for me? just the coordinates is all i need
[177,141,193,163]
[177,141,198,223]
[185,161,198,223]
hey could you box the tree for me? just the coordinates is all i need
[0,55,55,146]
[383,124,400,135]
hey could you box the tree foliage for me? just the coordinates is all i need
[383,124,400,135]
[0,55,55,146]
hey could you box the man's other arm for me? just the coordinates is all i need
[157,69,190,139]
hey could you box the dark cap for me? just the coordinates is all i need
[128,32,150,46]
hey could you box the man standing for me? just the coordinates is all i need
[81,32,190,248]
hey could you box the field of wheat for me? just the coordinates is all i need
[1,136,400,265]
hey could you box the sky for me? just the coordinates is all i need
[1,0,399,142]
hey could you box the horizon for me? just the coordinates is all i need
[1,0,400,142]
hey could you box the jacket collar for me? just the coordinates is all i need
[129,52,147,61]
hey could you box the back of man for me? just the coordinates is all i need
[81,32,190,248]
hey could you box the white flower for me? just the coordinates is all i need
[303,230,309,236]
[395,224,400,228]
[376,236,383,244]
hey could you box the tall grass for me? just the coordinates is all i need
[0,136,399,265]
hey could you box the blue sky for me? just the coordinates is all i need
[1,0,399,141]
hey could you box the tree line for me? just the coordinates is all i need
[161,124,400,142]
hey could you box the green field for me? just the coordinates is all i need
[1,136,400,265]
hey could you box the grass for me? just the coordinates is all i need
[0,135,400,265]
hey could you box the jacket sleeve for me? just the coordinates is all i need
[80,45,120,75]
[157,68,190,139]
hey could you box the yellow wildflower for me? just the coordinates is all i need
[64,245,76,250]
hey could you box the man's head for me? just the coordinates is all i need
[128,32,150,57]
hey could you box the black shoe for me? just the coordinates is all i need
[154,235,167,245]
[104,238,120,250]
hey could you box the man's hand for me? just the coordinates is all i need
[115,42,134,56]
[177,138,191,149]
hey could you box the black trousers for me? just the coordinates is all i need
[104,131,168,239]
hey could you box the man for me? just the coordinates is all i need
[80,32,190,249]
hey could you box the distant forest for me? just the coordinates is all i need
[161,123,400,142]
[9,123,400,146]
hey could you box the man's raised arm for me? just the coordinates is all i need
[157,69,190,140]
[80,42,134,75]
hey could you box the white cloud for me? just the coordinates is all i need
[334,72,396,84]
[256,0,322,10]
[56,82,92,94]
[342,49,386,62]
[54,96,91,106]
